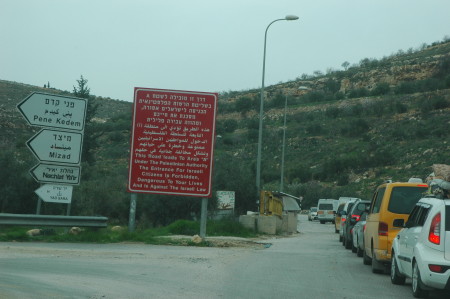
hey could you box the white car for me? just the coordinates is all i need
[308,207,318,221]
[317,199,338,224]
[391,196,450,298]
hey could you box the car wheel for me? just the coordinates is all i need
[320,221,324,224]
[412,261,428,298]
[339,235,343,242]
[390,255,406,285]
[345,236,352,249]
[335,228,339,233]
[363,249,371,265]
[351,243,357,253]
[356,245,363,257]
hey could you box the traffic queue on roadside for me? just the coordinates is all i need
[330,167,450,298]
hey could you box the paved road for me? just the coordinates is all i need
[1,215,448,298]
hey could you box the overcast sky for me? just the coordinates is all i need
[1,0,449,102]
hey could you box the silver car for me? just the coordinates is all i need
[352,211,367,257]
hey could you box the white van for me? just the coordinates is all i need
[317,199,338,224]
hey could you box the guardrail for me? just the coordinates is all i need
[0,213,108,228]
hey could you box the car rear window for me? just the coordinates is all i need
[387,186,428,214]
[354,203,370,214]
[319,204,333,210]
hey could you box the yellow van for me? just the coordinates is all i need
[363,180,428,273]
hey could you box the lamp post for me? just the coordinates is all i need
[256,15,299,196]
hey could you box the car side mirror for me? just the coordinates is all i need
[392,219,405,228]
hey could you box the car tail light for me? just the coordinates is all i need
[350,228,353,234]
[428,264,449,273]
[429,213,441,245]
[352,214,361,221]
[378,222,388,236]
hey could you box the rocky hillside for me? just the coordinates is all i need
[0,40,449,222]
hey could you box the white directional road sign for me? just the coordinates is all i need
[30,163,81,185]
[17,92,87,131]
[27,129,83,165]
[35,184,73,204]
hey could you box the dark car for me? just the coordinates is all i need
[340,201,356,245]
[343,200,371,250]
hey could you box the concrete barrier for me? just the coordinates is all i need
[239,215,256,231]
[257,215,282,234]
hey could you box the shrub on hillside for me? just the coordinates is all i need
[348,88,369,99]
[325,107,340,118]
[341,118,369,137]
[370,82,390,96]
[235,96,254,114]
[419,95,449,113]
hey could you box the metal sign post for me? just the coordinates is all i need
[128,193,137,232]
[199,197,208,239]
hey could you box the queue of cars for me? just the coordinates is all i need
[330,179,450,298]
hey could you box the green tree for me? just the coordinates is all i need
[73,75,101,166]
[341,61,350,71]
[213,151,256,214]
[73,75,90,98]
[0,151,38,213]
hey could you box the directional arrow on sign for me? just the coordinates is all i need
[17,92,87,131]
[27,129,83,165]
[30,163,81,185]
[35,184,73,204]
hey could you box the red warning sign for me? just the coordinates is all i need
[128,88,218,197]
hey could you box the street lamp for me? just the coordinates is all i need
[256,15,299,196]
